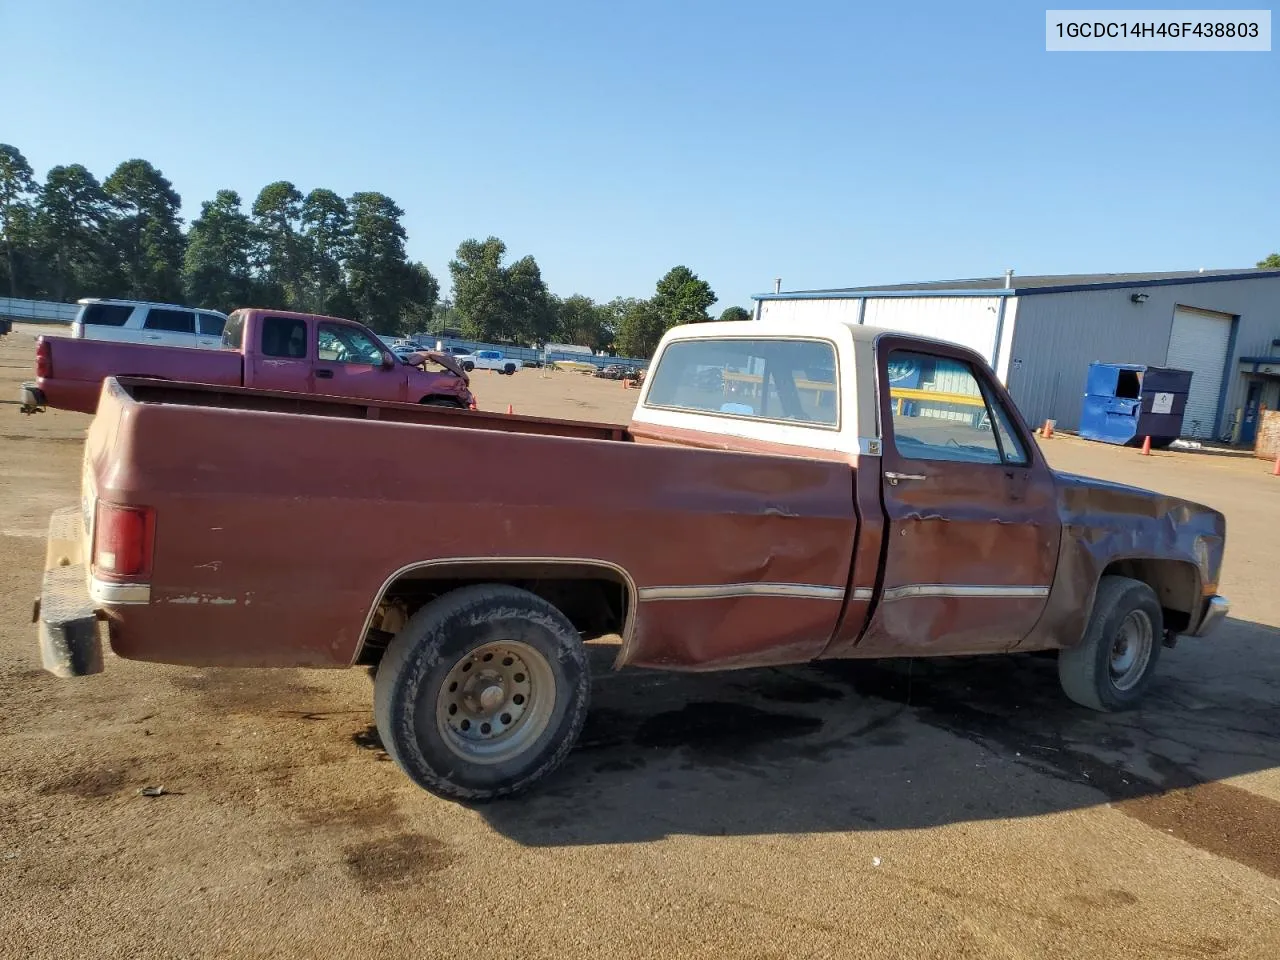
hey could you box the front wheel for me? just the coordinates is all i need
[373,584,590,801]
[461,361,475,372]
[1058,575,1163,711]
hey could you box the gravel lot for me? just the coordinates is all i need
[1,324,1277,959]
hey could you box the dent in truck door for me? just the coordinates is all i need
[856,337,1061,655]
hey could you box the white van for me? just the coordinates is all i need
[71,298,229,351]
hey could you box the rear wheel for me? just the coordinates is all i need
[373,585,590,801]
[1058,575,1163,711]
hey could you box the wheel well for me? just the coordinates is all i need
[356,561,634,666]
[419,395,462,407]
[1100,558,1199,632]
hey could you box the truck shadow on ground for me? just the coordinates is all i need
[475,618,1280,876]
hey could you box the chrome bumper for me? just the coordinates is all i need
[19,381,45,414]
[1192,595,1229,638]
[34,507,103,677]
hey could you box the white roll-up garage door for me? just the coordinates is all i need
[1166,305,1233,439]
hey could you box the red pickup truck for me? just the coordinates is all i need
[19,308,474,414]
[32,318,1228,803]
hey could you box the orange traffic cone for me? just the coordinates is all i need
[506,403,514,415]
[1272,454,1279,477]
[1141,435,1152,456]
[1041,419,1053,438]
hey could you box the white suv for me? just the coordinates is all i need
[71,298,229,350]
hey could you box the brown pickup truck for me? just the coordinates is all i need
[19,308,474,414]
[33,318,1228,802]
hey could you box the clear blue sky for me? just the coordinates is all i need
[2,0,1277,311]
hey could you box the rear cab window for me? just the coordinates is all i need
[221,311,245,350]
[143,309,196,334]
[644,337,839,427]
[79,303,134,327]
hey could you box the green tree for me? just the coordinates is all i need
[300,188,351,314]
[449,237,553,344]
[450,236,508,341]
[653,265,717,329]
[0,144,37,297]
[346,191,410,332]
[34,164,114,301]
[505,254,555,345]
[1259,253,1280,269]
[103,159,185,302]
[252,180,305,307]
[611,296,666,358]
[554,294,613,351]
[718,305,751,322]
[397,260,441,334]
[183,190,257,311]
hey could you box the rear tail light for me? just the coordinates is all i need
[93,503,155,579]
[35,340,51,379]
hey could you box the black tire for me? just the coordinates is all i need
[503,364,516,375]
[461,361,474,372]
[373,584,590,802]
[1058,575,1163,711]
[420,397,462,408]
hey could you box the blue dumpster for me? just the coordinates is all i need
[1080,363,1193,447]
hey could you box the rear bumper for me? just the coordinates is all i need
[19,381,45,414]
[1192,595,1229,637]
[35,507,103,677]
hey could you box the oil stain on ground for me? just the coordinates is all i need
[343,833,456,892]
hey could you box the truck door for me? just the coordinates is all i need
[248,315,313,393]
[858,336,1061,655]
[314,322,406,403]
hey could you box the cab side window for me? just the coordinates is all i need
[261,316,308,358]
[886,349,1026,465]
[317,323,386,365]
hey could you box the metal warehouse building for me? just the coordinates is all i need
[753,269,1280,444]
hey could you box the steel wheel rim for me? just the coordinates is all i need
[1109,610,1153,692]
[434,641,556,765]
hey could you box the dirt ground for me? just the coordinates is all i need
[1,325,1277,960]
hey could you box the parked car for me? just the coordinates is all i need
[30,317,1228,803]
[457,349,522,375]
[19,308,474,414]
[593,363,636,380]
[69,298,229,351]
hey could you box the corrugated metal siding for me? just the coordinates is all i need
[758,298,862,324]
[862,296,1003,360]
[1007,277,1280,435]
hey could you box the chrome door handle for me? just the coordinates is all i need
[885,471,927,485]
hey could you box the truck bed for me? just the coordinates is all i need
[81,376,859,671]
[118,377,631,441]
[37,336,245,413]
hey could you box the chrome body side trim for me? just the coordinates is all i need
[89,578,151,605]
[881,584,1050,601]
[637,583,845,602]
